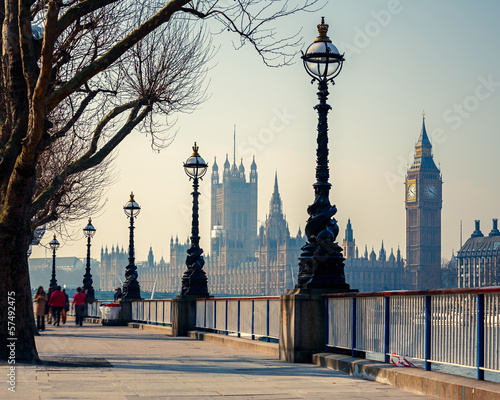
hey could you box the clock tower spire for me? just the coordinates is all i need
[405,115,442,289]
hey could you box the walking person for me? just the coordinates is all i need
[33,286,48,331]
[72,287,87,326]
[61,288,69,324]
[48,286,66,326]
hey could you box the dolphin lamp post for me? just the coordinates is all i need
[181,143,209,296]
[122,192,142,300]
[296,17,351,290]
[82,218,96,302]
[48,235,60,296]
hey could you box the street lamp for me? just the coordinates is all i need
[122,192,141,300]
[48,235,60,295]
[296,18,351,290]
[82,218,96,302]
[181,142,209,296]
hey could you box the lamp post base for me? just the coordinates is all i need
[122,279,141,300]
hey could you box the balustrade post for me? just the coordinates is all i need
[225,300,228,335]
[425,295,432,371]
[237,300,241,338]
[266,300,270,343]
[477,293,485,380]
[384,296,390,363]
[251,300,255,340]
[352,297,357,357]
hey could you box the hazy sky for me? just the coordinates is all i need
[32,1,500,270]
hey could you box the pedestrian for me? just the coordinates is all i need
[114,287,122,302]
[72,287,87,326]
[33,286,48,331]
[48,286,66,326]
[61,288,69,324]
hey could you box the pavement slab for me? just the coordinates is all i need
[1,323,435,399]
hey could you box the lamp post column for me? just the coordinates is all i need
[122,193,141,300]
[82,218,96,303]
[181,175,208,296]
[48,235,60,296]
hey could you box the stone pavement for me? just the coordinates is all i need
[4,323,434,400]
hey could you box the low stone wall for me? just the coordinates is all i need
[313,353,500,400]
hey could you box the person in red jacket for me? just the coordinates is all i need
[48,286,66,326]
[72,287,87,326]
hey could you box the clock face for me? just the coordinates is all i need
[407,183,416,200]
[425,184,438,199]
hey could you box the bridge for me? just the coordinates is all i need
[16,286,500,399]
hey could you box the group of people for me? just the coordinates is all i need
[33,286,88,331]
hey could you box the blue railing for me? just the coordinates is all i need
[324,287,500,381]
[130,299,172,325]
[195,297,280,342]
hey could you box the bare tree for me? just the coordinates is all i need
[0,0,320,361]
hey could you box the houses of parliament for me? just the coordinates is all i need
[100,118,453,295]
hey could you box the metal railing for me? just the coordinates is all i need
[130,299,172,325]
[195,297,280,341]
[325,287,500,381]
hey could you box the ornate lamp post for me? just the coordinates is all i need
[82,218,96,302]
[48,235,60,295]
[181,143,209,296]
[296,17,351,290]
[122,192,141,300]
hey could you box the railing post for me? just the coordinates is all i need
[425,295,432,371]
[324,297,329,352]
[384,296,390,363]
[266,300,270,343]
[237,300,241,338]
[251,299,255,340]
[477,293,485,380]
[352,297,357,357]
[204,299,207,331]
[225,300,228,335]
[214,300,217,333]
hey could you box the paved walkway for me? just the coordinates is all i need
[6,323,434,400]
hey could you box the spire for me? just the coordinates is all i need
[410,114,439,171]
[223,153,230,178]
[344,218,354,242]
[212,156,218,171]
[416,113,432,148]
[269,171,282,216]
[251,155,257,170]
[233,125,236,164]
[379,241,386,261]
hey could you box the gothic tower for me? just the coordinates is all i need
[342,218,355,260]
[405,116,443,289]
[210,147,258,266]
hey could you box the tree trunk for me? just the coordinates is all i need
[0,217,39,361]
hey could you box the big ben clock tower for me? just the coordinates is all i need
[405,116,442,289]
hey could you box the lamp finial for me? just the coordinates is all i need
[315,17,331,42]
[192,142,200,157]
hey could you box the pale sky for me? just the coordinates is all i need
[32,1,500,272]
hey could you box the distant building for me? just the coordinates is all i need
[457,219,500,288]
[342,219,405,292]
[405,117,443,289]
[100,245,127,291]
[28,257,98,290]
